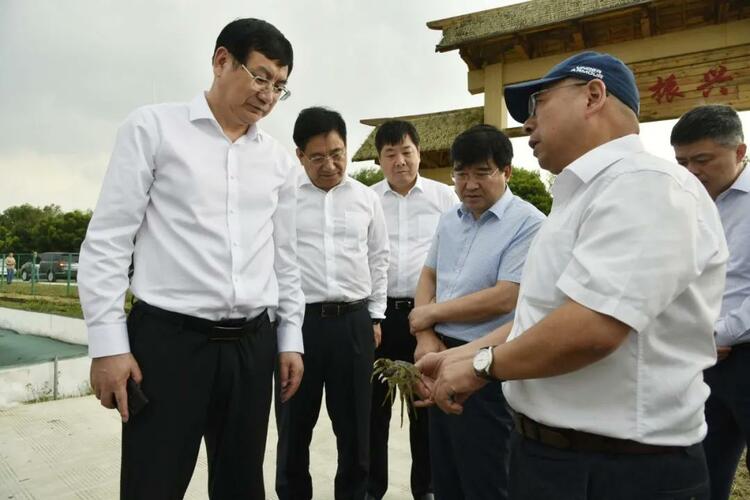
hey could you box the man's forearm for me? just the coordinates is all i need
[414,267,437,307]
[431,281,518,325]
[490,300,630,381]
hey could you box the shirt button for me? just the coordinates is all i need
[233,242,238,247]
[233,277,239,282]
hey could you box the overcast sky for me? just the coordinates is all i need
[2,0,748,212]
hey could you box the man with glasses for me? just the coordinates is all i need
[671,105,749,500]
[409,124,544,499]
[418,52,728,499]
[275,107,389,500]
[367,120,458,500]
[79,18,304,499]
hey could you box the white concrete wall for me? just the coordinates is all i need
[0,357,90,409]
[0,307,87,346]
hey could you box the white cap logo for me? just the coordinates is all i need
[570,66,604,79]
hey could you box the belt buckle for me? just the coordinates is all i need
[320,303,340,318]
[209,325,244,341]
[395,300,412,310]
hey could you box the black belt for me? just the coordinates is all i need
[512,411,685,455]
[134,301,269,341]
[437,333,466,348]
[387,297,414,311]
[306,299,367,318]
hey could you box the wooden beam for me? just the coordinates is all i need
[483,62,507,130]
[501,19,750,87]
[513,35,531,59]
[640,7,652,37]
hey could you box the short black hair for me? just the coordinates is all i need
[671,105,744,148]
[293,107,347,151]
[214,18,293,75]
[451,124,513,170]
[375,120,420,154]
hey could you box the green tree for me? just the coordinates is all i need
[509,167,552,215]
[350,166,384,186]
[0,204,91,253]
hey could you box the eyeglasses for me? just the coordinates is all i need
[527,82,588,118]
[451,167,500,183]
[241,65,291,101]
[302,149,347,167]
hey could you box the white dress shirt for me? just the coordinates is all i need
[79,94,305,358]
[296,173,389,318]
[503,135,728,446]
[371,176,458,298]
[714,164,750,346]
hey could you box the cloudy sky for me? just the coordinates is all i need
[2,0,749,212]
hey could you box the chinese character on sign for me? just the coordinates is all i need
[697,65,733,98]
[649,74,684,104]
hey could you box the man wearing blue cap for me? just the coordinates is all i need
[416,51,728,499]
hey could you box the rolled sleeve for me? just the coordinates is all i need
[715,295,750,346]
[556,172,725,332]
[497,216,543,283]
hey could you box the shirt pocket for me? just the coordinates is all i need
[344,211,369,251]
[417,213,441,240]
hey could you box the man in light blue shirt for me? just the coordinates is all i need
[672,104,749,500]
[409,124,545,500]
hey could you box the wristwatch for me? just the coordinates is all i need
[372,319,382,325]
[473,346,497,381]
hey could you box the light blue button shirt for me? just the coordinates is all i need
[425,188,545,342]
[715,164,750,346]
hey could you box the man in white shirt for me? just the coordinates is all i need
[417,52,728,499]
[275,107,389,500]
[78,19,304,499]
[671,104,749,500]
[368,120,457,500]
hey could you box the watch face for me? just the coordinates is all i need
[473,348,492,372]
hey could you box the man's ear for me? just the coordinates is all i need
[736,143,747,166]
[296,147,304,163]
[585,79,607,115]
[212,47,231,77]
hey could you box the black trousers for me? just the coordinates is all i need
[429,335,512,500]
[703,345,750,500]
[368,301,431,499]
[121,301,277,500]
[509,431,709,499]
[275,306,374,500]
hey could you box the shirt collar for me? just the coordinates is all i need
[727,163,750,194]
[562,134,644,184]
[383,174,425,197]
[189,93,261,142]
[298,170,351,191]
[456,187,515,221]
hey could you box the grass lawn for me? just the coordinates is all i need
[0,283,749,495]
[0,282,131,319]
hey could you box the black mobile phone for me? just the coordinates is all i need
[126,378,149,416]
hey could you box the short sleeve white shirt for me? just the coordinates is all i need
[503,134,728,446]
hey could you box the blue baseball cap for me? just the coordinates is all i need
[503,51,640,123]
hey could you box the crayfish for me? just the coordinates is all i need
[372,358,424,427]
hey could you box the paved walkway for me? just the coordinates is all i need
[0,395,414,499]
